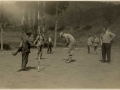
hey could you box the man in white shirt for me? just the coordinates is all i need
[60,32,76,63]
[34,32,44,60]
[100,27,115,63]
[87,34,93,54]
[47,35,53,54]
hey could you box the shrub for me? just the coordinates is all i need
[83,25,92,31]
[0,43,11,50]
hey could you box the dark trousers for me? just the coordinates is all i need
[21,53,29,69]
[102,43,111,62]
[47,43,52,53]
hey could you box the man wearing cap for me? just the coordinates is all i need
[60,32,76,63]
[87,34,93,54]
[34,32,44,60]
[12,30,34,71]
[100,27,115,63]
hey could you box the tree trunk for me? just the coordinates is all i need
[28,10,32,29]
[54,2,58,47]
[42,1,46,37]
[1,1,3,50]
[32,9,36,39]
[34,8,38,39]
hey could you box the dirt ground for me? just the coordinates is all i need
[0,47,120,89]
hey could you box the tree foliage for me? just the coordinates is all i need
[1,1,120,32]
[45,1,69,16]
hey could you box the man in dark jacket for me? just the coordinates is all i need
[12,30,34,71]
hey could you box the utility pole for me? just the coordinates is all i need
[1,1,3,50]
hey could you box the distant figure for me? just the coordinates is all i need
[34,32,44,60]
[47,35,53,54]
[93,35,99,54]
[60,32,76,63]
[12,30,34,71]
[87,34,93,54]
[100,27,115,63]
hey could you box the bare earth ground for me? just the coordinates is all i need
[0,47,120,89]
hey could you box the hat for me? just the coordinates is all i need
[60,32,64,37]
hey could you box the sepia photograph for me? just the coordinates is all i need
[0,0,120,89]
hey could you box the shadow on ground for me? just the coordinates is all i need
[26,66,36,70]
[62,59,76,63]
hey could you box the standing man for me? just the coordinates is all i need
[93,35,99,54]
[100,27,115,63]
[12,30,34,71]
[87,34,93,54]
[60,32,76,63]
[47,35,53,54]
[34,32,44,60]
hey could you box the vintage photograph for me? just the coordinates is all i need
[0,0,120,89]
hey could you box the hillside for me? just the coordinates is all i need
[1,1,120,49]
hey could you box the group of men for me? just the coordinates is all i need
[87,34,99,54]
[12,26,115,72]
[12,30,53,71]
[87,27,115,64]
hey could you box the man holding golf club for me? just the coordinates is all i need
[12,30,35,71]
[60,32,76,63]
[100,27,115,64]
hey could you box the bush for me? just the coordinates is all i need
[57,26,65,31]
[73,25,79,30]
[48,26,55,31]
[0,43,11,50]
[83,25,92,31]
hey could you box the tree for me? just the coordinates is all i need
[15,1,41,38]
[103,7,113,25]
[45,1,69,47]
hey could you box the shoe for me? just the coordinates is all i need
[12,52,17,56]
[65,58,71,63]
[12,47,22,56]
[106,61,111,64]
[66,60,71,63]
[17,68,29,72]
[17,69,23,72]
[100,60,106,63]
[22,69,29,71]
